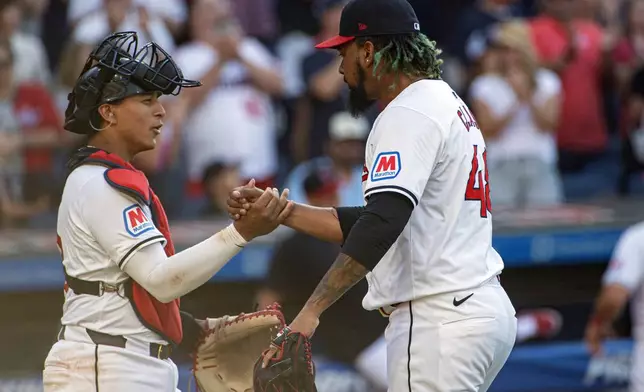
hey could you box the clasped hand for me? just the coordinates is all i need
[229,179,293,241]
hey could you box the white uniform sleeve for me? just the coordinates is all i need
[122,224,247,303]
[79,176,166,269]
[602,226,644,293]
[364,105,444,206]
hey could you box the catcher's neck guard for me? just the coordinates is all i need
[64,31,201,135]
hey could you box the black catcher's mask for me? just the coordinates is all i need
[64,31,201,134]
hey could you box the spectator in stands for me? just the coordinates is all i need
[273,0,318,103]
[174,0,284,198]
[11,66,64,208]
[256,165,386,392]
[612,0,644,126]
[291,0,379,164]
[18,0,49,36]
[529,0,612,193]
[230,0,278,48]
[0,41,49,227]
[285,111,368,206]
[200,161,242,219]
[618,52,644,193]
[290,0,347,163]
[0,0,51,85]
[450,0,523,90]
[470,20,563,209]
[70,0,176,64]
[67,0,187,38]
[272,0,317,180]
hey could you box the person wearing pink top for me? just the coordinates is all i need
[529,0,609,175]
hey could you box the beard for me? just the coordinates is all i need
[347,64,375,117]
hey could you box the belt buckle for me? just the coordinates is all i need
[98,282,119,296]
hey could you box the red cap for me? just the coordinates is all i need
[315,35,356,49]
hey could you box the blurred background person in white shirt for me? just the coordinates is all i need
[70,0,175,55]
[66,0,187,38]
[173,0,284,203]
[470,20,563,210]
[0,0,50,85]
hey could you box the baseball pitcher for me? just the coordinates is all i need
[230,0,518,391]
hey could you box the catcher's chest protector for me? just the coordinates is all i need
[71,148,183,345]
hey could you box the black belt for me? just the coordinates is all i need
[64,272,121,296]
[58,326,172,360]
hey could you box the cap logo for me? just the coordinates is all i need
[413,23,420,31]
[358,23,368,31]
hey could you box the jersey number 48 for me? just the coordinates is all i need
[465,145,491,218]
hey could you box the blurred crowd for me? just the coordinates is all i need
[0,0,643,228]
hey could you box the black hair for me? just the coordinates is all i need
[355,32,443,84]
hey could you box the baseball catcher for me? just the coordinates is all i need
[43,30,292,392]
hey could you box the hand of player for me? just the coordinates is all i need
[261,309,319,368]
[233,187,293,241]
[584,318,614,357]
[227,179,265,220]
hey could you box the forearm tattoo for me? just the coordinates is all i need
[304,253,368,314]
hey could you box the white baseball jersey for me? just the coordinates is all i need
[361,79,505,311]
[602,222,644,341]
[57,164,168,344]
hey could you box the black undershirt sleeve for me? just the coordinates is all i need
[340,192,414,271]
[335,206,365,243]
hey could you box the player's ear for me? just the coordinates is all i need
[360,40,375,69]
[97,103,117,126]
[97,103,112,123]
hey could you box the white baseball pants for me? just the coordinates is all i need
[43,335,180,391]
[359,276,517,392]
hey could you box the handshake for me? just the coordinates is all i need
[226,179,294,242]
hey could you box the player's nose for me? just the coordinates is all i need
[338,61,344,75]
[154,101,166,119]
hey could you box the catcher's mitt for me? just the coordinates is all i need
[192,304,285,392]
[253,327,318,392]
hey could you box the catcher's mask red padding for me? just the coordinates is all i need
[68,147,182,345]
